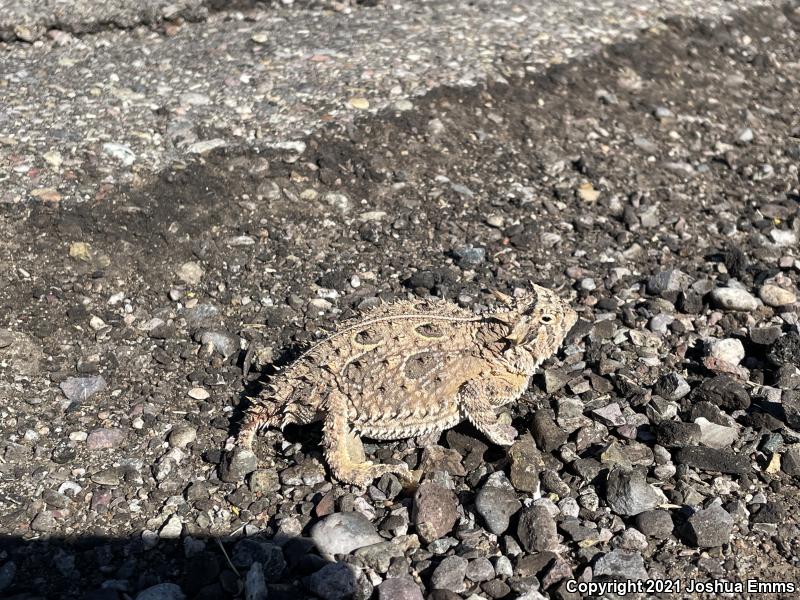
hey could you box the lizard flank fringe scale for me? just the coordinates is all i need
[233,284,577,487]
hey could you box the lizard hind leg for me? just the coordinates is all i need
[322,392,410,488]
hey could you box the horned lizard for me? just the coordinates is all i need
[234,284,577,487]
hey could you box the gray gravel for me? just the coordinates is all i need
[0,0,778,207]
[0,0,206,40]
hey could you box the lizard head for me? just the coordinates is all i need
[492,284,578,370]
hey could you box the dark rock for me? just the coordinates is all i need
[406,271,435,291]
[572,458,605,482]
[689,401,729,427]
[782,445,800,476]
[194,584,225,600]
[593,550,648,580]
[419,445,466,477]
[355,542,405,574]
[219,449,257,482]
[634,510,674,539]
[722,246,748,279]
[231,539,285,579]
[685,505,733,547]
[517,505,558,552]
[678,290,703,314]
[600,441,653,469]
[82,589,122,600]
[776,366,800,390]
[445,430,488,471]
[183,552,221,595]
[428,592,460,600]
[531,411,567,452]
[653,421,701,448]
[306,562,361,599]
[481,579,511,599]
[474,472,521,535]
[244,563,267,600]
[653,372,691,401]
[412,481,458,544]
[647,269,690,297]
[605,468,667,516]
[515,552,556,578]
[674,447,751,474]
[541,468,571,496]
[559,518,597,542]
[781,392,800,429]
[51,440,77,464]
[751,501,785,524]
[692,376,750,411]
[544,367,573,393]
[465,557,494,582]
[508,439,543,492]
[430,556,468,593]
[135,583,186,600]
[750,326,782,346]
[377,578,423,600]
[740,411,784,432]
[541,555,573,589]
[452,245,486,268]
[768,333,800,367]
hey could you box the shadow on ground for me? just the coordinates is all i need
[0,533,354,599]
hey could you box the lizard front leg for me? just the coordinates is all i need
[323,392,411,487]
[459,378,520,446]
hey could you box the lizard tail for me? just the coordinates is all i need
[236,401,280,449]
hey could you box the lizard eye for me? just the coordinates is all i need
[540,314,554,324]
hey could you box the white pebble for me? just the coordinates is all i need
[188,387,210,400]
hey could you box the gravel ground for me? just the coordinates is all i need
[0,0,373,40]
[0,0,207,40]
[2,1,800,599]
[0,0,777,208]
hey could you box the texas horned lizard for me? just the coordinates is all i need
[234,284,577,487]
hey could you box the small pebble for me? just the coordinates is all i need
[759,284,796,307]
[708,338,745,366]
[412,481,459,544]
[686,504,734,547]
[169,426,197,449]
[176,261,204,285]
[86,428,126,450]
[188,387,210,400]
[310,512,382,558]
[710,287,758,311]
